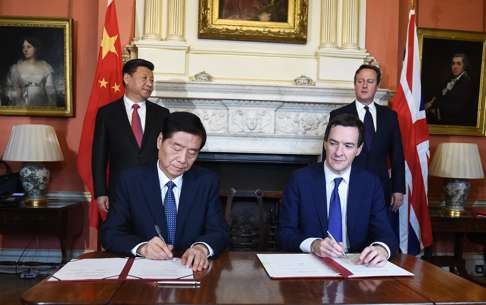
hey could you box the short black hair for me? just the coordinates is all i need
[354,64,381,84]
[324,113,364,147]
[161,112,207,149]
[122,58,154,76]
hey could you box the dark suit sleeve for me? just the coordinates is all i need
[92,108,109,198]
[195,175,229,256]
[368,175,399,256]
[101,173,146,256]
[388,110,405,194]
[278,173,307,252]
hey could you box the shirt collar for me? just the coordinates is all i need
[323,161,351,185]
[157,161,183,190]
[355,100,376,112]
[124,95,146,111]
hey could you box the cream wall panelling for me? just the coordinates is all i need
[134,0,370,85]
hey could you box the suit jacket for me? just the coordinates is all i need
[437,74,476,126]
[101,164,229,256]
[278,163,398,255]
[92,99,169,198]
[329,102,405,201]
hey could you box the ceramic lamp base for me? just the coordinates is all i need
[19,163,50,207]
[443,178,470,214]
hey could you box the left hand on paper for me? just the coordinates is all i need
[356,245,388,267]
[181,244,209,271]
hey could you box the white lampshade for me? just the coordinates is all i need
[430,143,484,179]
[2,124,64,162]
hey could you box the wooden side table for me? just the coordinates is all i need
[0,200,84,263]
[423,205,486,279]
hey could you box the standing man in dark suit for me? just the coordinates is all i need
[92,59,169,213]
[330,64,405,216]
[102,112,228,271]
[278,114,397,266]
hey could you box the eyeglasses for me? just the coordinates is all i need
[356,79,377,85]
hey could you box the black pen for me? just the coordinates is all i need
[154,224,166,243]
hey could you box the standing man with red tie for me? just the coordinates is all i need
[329,64,405,238]
[92,59,169,213]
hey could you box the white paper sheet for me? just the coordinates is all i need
[127,257,194,280]
[257,253,414,279]
[49,258,128,281]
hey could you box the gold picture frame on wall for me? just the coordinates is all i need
[198,0,308,44]
[418,28,486,136]
[0,17,73,117]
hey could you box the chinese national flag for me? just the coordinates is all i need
[77,0,124,232]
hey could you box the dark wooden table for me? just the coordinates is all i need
[424,205,486,278]
[0,200,84,264]
[22,251,486,305]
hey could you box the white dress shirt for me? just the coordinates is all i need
[354,100,377,131]
[299,163,390,258]
[123,96,146,131]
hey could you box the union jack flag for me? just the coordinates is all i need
[390,10,433,254]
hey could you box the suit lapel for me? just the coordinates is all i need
[310,164,328,232]
[346,167,360,238]
[142,102,156,149]
[141,165,167,238]
[176,169,198,242]
[374,104,384,145]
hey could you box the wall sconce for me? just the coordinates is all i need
[2,124,64,207]
[429,143,484,214]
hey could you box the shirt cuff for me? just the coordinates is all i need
[300,238,322,253]
[131,242,148,256]
[370,241,391,259]
[191,242,214,257]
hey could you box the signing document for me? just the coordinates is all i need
[257,253,413,279]
[49,257,194,281]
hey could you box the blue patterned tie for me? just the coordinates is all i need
[164,181,177,245]
[363,106,375,150]
[328,177,344,242]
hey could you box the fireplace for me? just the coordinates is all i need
[196,152,318,251]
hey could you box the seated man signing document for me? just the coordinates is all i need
[278,113,398,266]
[102,112,229,271]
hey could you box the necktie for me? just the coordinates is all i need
[363,106,375,150]
[131,104,143,147]
[328,177,343,242]
[164,181,177,245]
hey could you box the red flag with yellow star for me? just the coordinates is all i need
[77,0,124,230]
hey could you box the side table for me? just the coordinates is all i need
[423,205,486,279]
[0,200,84,263]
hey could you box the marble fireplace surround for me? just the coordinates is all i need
[152,81,391,156]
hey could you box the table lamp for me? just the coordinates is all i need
[429,142,484,214]
[2,124,64,207]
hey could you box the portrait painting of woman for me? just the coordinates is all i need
[5,37,58,107]
[0,17,72,117]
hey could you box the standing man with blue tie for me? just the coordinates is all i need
[92,59,169,213]
[101,112,229,271]
[278,114,397,266]
[329,64,405,234]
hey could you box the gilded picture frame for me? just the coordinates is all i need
[418,28,486,136]
[0,17,73,117]
[198,0,308,44]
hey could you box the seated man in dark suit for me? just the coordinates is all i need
[278,113,398,267]
[101,112,229,271]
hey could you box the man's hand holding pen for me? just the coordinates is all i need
[138,236,174,260]
[311,232,346,258]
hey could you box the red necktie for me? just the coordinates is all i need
[131,104,143,147]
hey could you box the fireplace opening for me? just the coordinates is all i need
[196,152,318,251]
